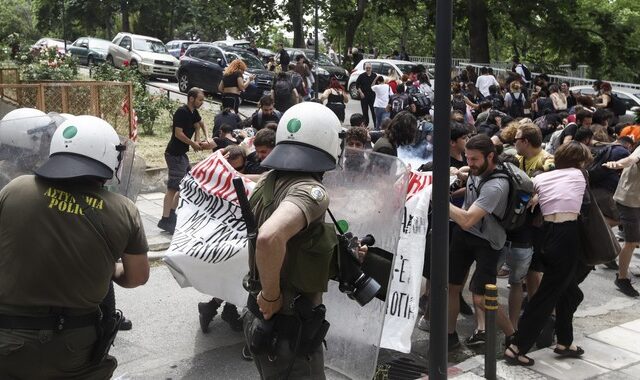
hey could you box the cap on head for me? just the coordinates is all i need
[35,115,123,180]
[261,102,341,172]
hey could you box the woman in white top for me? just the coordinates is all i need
[505,141,592,367]
[371,75,392,130]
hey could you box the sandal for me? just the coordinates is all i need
[504,345,535,367]
[553,345,584,358]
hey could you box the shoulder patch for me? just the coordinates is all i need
[309,186,326,202]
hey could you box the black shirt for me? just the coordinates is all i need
[559,123,579,144]
[251,110,281,131]
[213,137,237,151]
[278,49,290,66]
[222,72,242,89]
[356,72,376,98]
[213,110,241,137]
[165,105,201,155]
[244,151,270,174]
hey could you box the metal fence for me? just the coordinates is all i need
[0,69,136,139]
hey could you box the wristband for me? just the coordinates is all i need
[259,291,281,303]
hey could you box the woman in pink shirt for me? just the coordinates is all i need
[505,141,592,366]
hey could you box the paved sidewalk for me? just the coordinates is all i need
[136,192,173,254]
[449,318,640,379]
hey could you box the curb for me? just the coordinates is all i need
[148,251,166,262]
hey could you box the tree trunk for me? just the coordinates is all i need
[344,0,367,58]
[467,0,489,64]
[287,0,304,48]
[121,0,130,32]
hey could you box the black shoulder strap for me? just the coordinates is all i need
[474,169,508,195]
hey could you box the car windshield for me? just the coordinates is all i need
[224,51,264,70]
[308,52,335,66]
[395,63,416,74]
[132,38,168,53]
[90,40,110,51]
[233,42,251,48]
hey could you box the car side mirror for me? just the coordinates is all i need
[126,45,131,51]
[217,58,223,66]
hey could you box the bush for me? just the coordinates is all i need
[17,46,77,81]
[92,62,179,135]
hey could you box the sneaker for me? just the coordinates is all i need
[448,332,461,351]
[604,260,619,270]
[459,294,473,316]
[465,330,486,346]
[417,316,430,332]
[119,317,132,331]
[221,303,244,332]
[615,275,640,297]
[157,217,175,234]
[198,299,222,333]
[241,344,253,361]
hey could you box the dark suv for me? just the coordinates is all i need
[286,48,349,91]
[177,44,274,102]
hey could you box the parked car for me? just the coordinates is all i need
[211,39,252,49]
[166,40,198,59]
[285,48,349,91]
[31,38,71,54]
[177,43,274,102]
[570,85,640,124]
[107,32,178,80]
[68,37,111,66]
[257,48,276,64]
[347,59,417,99]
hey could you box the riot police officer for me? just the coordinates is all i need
[0,115,149,379]
[243,102,343,379]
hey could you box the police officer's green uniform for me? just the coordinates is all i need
[242,102,343,380]
[0,114,148,380]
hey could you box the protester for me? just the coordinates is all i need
[213,106,241,138]
[276,42,290,72]
[244,128,276,176]
[372,111,418,157]
[218,59,255,113]
[356,62,377,127]
[320,76,349,123]
[370,75,391,128]
[250,95,282,131]
[272,72,299,113]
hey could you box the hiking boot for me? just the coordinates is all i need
[460,294,473,316]
[119,316,132,331]
[604,260,619,270]
[198,298,222,333]
[448,332,461,351]
[417,316,430,332]
[465,330,486,347]
[157,217,175,234]
[615,275,640,297]
[221,303,244,332]
[536,315,555,348]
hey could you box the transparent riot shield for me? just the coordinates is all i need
[104,137,146,202]
[322,147,410,380]
[0,109,60,190]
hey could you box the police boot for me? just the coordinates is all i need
[221,303,243,332]
[198,298,222,333]
[119,316,133,331]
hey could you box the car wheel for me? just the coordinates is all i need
[178,72,191,93]
[129,60,138,69]
[349,83,359,100]
[106,55,114,66]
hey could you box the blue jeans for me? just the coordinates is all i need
[374,107,389,130]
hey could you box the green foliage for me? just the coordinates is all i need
[18,47,78,81]
[0,0,38,44]
[92,63,177,135]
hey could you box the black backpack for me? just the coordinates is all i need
[488,95,504,111]
[451,95,466,114]
[587,145,615,185]
[476,162,535,232]
[519,64,532,81]
[507,91,525,118]
[273,79,292,102]
[609,93,627,116]
[290,72,305,96]
[391,94,410,116]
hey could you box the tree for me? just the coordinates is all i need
[467,0,489,63]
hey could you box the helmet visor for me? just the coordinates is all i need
[261,141,336,172]
[35,152,113,180]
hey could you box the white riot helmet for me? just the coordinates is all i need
[261,102,341,172]
[35,115,125,180]
[0,108,52,151]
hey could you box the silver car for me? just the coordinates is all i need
[107,32,178,80]
[570,85,640,124]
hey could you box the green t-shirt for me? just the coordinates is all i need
[0,175,148,309]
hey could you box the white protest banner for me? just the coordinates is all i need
[164,151,254,307]
[381,170,432,353]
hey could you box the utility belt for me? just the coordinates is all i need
[0,310,99,331]
[246,293,329,357]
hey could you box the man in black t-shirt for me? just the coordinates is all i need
[276,43,290,72]
[250,95,282,131]
[356,62,377,127]
[159,87,215,233]
[559,109,592,145]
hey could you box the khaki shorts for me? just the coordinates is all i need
[617,202,640,243]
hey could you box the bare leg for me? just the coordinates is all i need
[162,189,178,218]
[448,284,462,334]
[525,271,542,300]
[618,241,639,279]
[509,282,524,328]
[473,293,485,331]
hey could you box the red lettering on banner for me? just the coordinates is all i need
[406,171,433,201]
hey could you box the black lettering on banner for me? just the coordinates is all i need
[388,291,413,319]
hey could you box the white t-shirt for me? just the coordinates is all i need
[476,74,499,98]
[372,84,392,108]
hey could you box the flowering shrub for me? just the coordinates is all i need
[18,46,77,81]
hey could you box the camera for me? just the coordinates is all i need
[334,232,382,306]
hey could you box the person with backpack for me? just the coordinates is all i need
[505,141,593,366]
[512,56,532,86]
[320,76,349,123]
[286,63,306,103]
[250,95,282,131]
[271,72,298,114]
[486,84,505,112]
[387,83,416,120]
[504,81,527,119]
[597,82,626,125]
[446,134,517,350]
